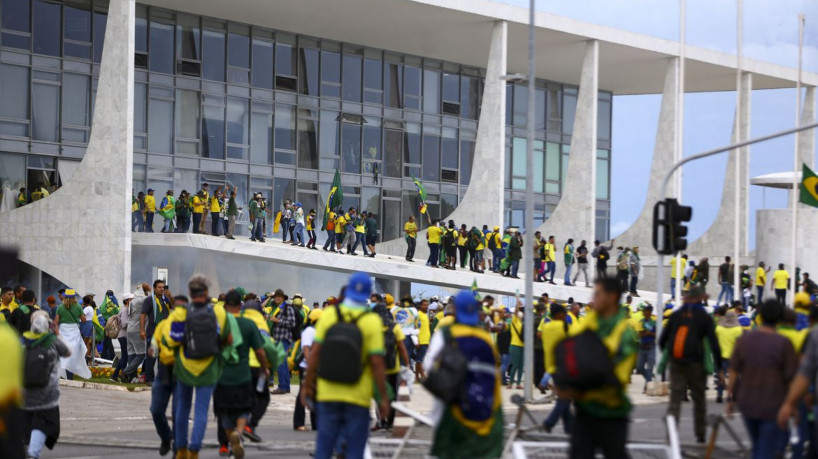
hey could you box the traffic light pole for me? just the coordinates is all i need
[654,120,818,363]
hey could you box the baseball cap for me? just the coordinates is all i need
[123,293,135,301]
[384,294,395,306]
[454,290,480,326]
[147,188,154,192]
[344,272,372,304]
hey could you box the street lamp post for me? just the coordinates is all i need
[523,0,536,403]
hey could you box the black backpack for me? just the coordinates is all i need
[184,304,220,359]
[423,326,468,403]
[290,304,305,337]
[443,229,456,247]
[318,305,366,384]
[487,232,497,250]
[24,342,53,388]
[554,330,619,392]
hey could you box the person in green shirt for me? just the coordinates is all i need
[364,212,379,257]
[16,187,27,207]
[249,193,265,243]
[215,290,269,459]
[563,239,575,286]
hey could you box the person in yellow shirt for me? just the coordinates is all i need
[416,299,431,380]
[209,186,223,236]
[191,191,205,235]
[301,273,388,459]
[457,225,469,269]
[772,263,790,306]
[334,210,346,252]
[508,304,525,389]
[426,220,443,268]
[777,308,808,353]
[404,216,418,262]
[144,188,157,233]
[198,183,211,234]
[538,235,557,284]
[669,254,687,299]
[538,303,572,432]
[149,295,182,455]
[755,261,769,303]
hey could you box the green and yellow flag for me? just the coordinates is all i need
[800,163,818,208]
[322,170,344,230]
[470,278,481,301]
[411,175,428,214]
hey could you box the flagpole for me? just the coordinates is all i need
[522,0,536,403]
[674,0,686,303]
[733,0,743,303]
[790,13,805,307]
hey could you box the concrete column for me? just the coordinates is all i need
[0,0,134,296]
[375,20,507,258]
[613,57,679,248]
[688,72,752,257]
[536,40,598,241]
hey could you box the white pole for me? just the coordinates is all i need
[522,0,536,403]
[790,14,805,307]
[733,0,743,303]
[673,0,686,303]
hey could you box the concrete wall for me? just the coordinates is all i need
[756,208,818,288]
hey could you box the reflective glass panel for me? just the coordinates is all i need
[298,45,318,96]
[363,57,382,104]
[276,42,295,76]
[440,193,457,219]
[64,1,92,43]
[251,37,273,89]
[321,50,340,98]
[513,84,527,126]
[227,28,249,68]
[442,73,458,102]
[250,112,272,164]
[363,125,380,161]
[535,87,546,130]
[226,97,249,146]
[534,142,544,193]
[441,133,457,169]
[512,137,526,190]
[202,104,225,159]
[274,104,295,151]
[149,20,174,74]
[422,69,439,114]
[384,129,402,178]
[460,76,479,120]
[382,199,400,241]
[62,73,90,127]
[545,142,560,181]
[202,28,225,81]
[341,123,361,173]
[134,83,147,133]
[297,110,318,169]
[459,139,474,185]
[32,83,59,141]
[93,10,106,62]
[176,14,200,61]
[0,64,29,121]
[596,155,609,200]
[148,95,173,153]
[175,89,200,140]
[404,124,420,165]
[598,95,612,140]
[319,110,339,168]
[33,0,61,56]
[385,62,402,108]
[422,134,439,181]
[2,0,30,32]
[342,54,362,102]
[135,7,147,52]
[563,87,577,135]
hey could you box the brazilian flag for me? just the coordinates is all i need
[411,175,428,214]
[322,170,344,230]
[800,163,818,208]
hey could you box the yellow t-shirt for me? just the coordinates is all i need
[538,319,568,374]
[335,215,346,234]
[544,243,556,262]
[131,199,138,212]
[404,222,418,238]
[755,267,766,286]
[773,270,790,290]
[192,196,204,214]
[715,325,744,359]
[387,324,405,375]
[144,194,156,212]
[427,226,442,245]
[210,196,221,213]
[417,311,430,345]
[315,304,384,408]
[778,326,808,353]
[669,257,684,279]
[457,233,467,246]
[510,315,524,347]
[437,315,455,328]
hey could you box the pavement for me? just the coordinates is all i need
[39,372,750,459]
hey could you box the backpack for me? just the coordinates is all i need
[554,329,620,391]
[24,342,54,388]
[443,229,456,247]
[598,247,609,262]
[383,321,397,371]
[290,305,305,337]
[487,232,497,250]
[669,308,702,363]
[616,253,629,271]
[422,326,468,403]
[318,305,367,383]
[105,314,122,339]
[184,304,220,359]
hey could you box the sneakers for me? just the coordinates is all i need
[218,445,230,457]
[242,425,262,443]
[229,431,245,459]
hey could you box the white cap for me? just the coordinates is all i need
[123,293,135,301]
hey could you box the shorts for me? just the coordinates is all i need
[475,251,484,262]
[213,382,255,415]
[220,412,250,430]
[483,247,492,259]
[446,246,457,257]
[80,321,93,338]
[534,259,541,270]
[366,234,377,245]
[415,344,428,362]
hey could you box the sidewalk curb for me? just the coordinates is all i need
[59,379,151,392]
[58,434,315,452]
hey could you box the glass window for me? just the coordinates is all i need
[512,137,526,190]
[227,24,249,84]
[0,64,29,122]
[298,41,319,96]
[64,0,92,57]
[32,82,60,141]
[275,37,296,76]
[404,123,420,165]
[321,49,340,98]
[173,168,198,199]
[319,110,339,169]
[545,142,560,182]
[226,97,249,159]
[342,54,362,102]
[385,60,402,108]
[363,57,382,104]
[535,87,546,131]
[250,111,272,164]
[175,89,200,155]
[598,94,612,140]
[176,14,200,62]
[148,92,173,154]
[135,6,147,53]
[459,136,475,185]
[547,84,562,131]
[93,10,106,62]
[62,73,90,127]
[0,154,26,202]
[251,35,273,89]
[2,0,29,32]
[422,69,439,114]
[202,101,225,159]
[341,123,361,173]
[33,0,61,56]
[297,109,318,169]
[561,144,570,189]
[361,187,380,218]
[404,65,421,110]
[563,87,577,135]
[505,84,513,125]
[381,199,400,241]
[202,27,225,81]
[274,104,296,151]
[134,83,147,134]
[363,124,380,162]
[402,191,420,226]
[460,76,479,120]
[149,16,174,74]
[442,73,458,103]
[274,178,295,214]
[384,129,402,178]
[422,134,439,181]
[596,154,609,200]
[441,129,457,169]
[440,193,457,219]
[513,84,527,126]
[534,141,544,193]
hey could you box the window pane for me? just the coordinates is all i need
[202,28,225,81]
[402,191,420,226]
[460,76,479,119]
[62,73,90,127]
[33,0,61,56]
[534,143,544,193]
[134,83,147,133]
[341,124,361,173]
[32,83,59,141]
[149,20,174,74]
[513,84,527,126]
[226,97,248,145]
[364,58,382,99]
[442,73,458,103]
[319,110,339,168]
[135,7,147,52]
[385,62,402,108]
[441,193,457,219]
[505,84,513,125]
[363,125,380,162]
[422,69,439,114]
[2,0,30,32]
[459,139,474,185]
[202,104,225,159]
[64,1,92,43]
[535,87,546,130]
[274,104,295,151]
[404,124,420,165]
[176,14,200,61]
[274,178,295,215]
[173,168,198,199]
[422,134,439,181]
[545,142,560,181]
[384,130,402,178]
[250,112,272,164]
[0,64,29,121]
[512,137,526,190]
[148,96,173,153]
[175,89,200,141]
[598,96,611,140]
[227,29,249,68]
[93,10,106,62]
[0,154,26,199]
[298,45,319,96]
[596,157,609,200]
[563,87,577,135]
[251,38,273,89]
[298,111,318,169]
[405,65,420,97]
[441,131,457,169]
[361,186,380,219]
[342,54,361,102]
[321,50,340,98]
[276,42,295,76]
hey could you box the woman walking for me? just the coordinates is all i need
[53,289,90,379]
[110,293,134,382]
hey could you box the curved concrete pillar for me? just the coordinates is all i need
[613,57,679,248]
[0,0,134,296]
[535,40,598,241]
[687,72,752,258]
[376,20,507,259]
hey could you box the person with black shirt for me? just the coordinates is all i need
[573,240,591,287]
[138,280,169,384]
[591,239,614,279]
[717,256,735,305]
[9,290,39,335]
[496,310,512,386]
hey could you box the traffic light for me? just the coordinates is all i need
[652,198,693,255]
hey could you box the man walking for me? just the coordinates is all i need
[426,219,442,267]
[139,280,170,384]
[210,186,223,236]
[563,238,575,286]
[717,256,735,305]
[754,262,768,303]
[591,239,614,279]
[629,246,641,297]
[191,190,205,234]
[249,194,265,242]
[539,235,557,284]
[572,240,590,287]
[404,216,418,262]
[144,189,157,233]
[322,207,337,252]
[148,294,185,457]
[669,254,688,299]
[615,247,630,293]
[198,183,210,234]
[660,287,723,443]
[772,263,790,306]
[365,212,378,257]
[270,289,297,394]
[225,186,239,240]
[634,304,656,393]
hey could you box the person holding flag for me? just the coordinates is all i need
[98,291,120,360]
[158,189,176,233]
[411,175,432,224]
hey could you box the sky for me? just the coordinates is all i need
[500,0,818,248]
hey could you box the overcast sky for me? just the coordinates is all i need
[499,0,818,248]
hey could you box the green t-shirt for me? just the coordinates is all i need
[219,316,263,386]
[57,303,83,324]
[364,217,378,236]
